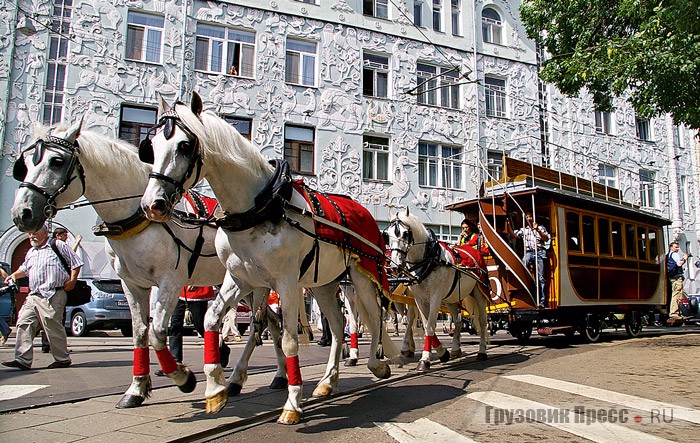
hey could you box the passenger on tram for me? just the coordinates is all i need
[506,212,550,308]
[458,219,479,247]
[666,241,689,322]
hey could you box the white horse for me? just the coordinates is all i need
[140,92,399,424]
[384,208,489,370]
[9,122,287,407]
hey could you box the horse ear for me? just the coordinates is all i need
[65,115,84,143]
[191,91,203,116]
[157,93,171,115]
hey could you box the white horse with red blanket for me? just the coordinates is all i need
[384,208,489,370]
[139,93,398,424]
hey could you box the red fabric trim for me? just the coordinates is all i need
[350,333,359,349]
[444,243,489,287]
[155,348,178,374]
[423,337,432,352]
[286,356,302,386]
[204,331,220,364]
[133,347,149,376]
[292,182,389,294]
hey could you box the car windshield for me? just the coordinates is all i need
[92,280,124,294]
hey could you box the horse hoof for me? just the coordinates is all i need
[401,350,415,358]
[312,384,333,398]
[205,390,228,414]
[228,383,243,396]
[116,394,144,409]
[450,349,462,359]
[269,376,288,390]
[277,408,302,425]
[370,364,391,379]
[344,358,358,367]
[439,350,451,363]
[477,352,488,361]
[416,360,431,372]
[178,370,197,393]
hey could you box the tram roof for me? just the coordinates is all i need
[447,186,671,227]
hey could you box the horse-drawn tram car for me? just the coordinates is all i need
[446,156,670,343]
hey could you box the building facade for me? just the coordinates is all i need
[1,1,699,289]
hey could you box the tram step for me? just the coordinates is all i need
[537,326,574,336]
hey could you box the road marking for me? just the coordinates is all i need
[377,418,479,443]
[467,391,673,443]
[504,374,700,424]
[0,385,48,401]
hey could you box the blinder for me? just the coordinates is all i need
[138,115,184,165]
[13,141,52,181]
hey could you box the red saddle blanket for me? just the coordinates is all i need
[292,182,389,295]
[184,191,218,218]
[443,243,490,288]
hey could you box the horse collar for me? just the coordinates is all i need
[216,159,292,231]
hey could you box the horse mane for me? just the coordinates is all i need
[41,124,150,180]
[174,104,272,183]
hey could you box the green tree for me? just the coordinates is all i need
[520,0,700,129]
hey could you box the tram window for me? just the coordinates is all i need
[582,215,595,253]
[649,229,659,260]
[566,211,581,252]
[638,227,648,261]
[598,218,611,255]
[611,221,623,256]
[625,223,637,258]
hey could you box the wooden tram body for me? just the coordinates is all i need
[447,157,670,342]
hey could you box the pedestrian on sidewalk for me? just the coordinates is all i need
[221,306,242,342]
[2,223,82,370]
[0,267,12,345]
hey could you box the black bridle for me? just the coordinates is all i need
[139,107,202,202]
[12,136,85,218]
[383,218,414,262]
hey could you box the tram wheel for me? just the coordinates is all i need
[624,311,643,338]
[582,314,602,343]
[511,320,532,344]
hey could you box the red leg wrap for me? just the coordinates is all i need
[431,335,442,349]
[350,333,359,349]
[423,337,432,352]
[133,347,150,376]
[155,348,179,374]
[204,331,220,364]
[287,356,302,386]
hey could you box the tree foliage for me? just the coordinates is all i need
[520,0,700,129]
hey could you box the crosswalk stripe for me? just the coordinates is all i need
[467,391,673,443]
[0,385,49,401]
[504,375,700,425]
[377,418,479,443]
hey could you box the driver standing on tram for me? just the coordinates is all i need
[507,212,550,308]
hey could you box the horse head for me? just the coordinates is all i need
[11,119,85,232]
[383,208,414,273]
[140,92,204,222]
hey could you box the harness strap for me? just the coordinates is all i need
[93,210,152,240]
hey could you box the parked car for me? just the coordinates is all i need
[64,279,132,337]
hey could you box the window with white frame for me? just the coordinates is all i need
[119,105,157,147]
[417,63,460,108]
[224,116,252,140]
[487,150,503,181]
[482,7,502,45]
[418,142,463,189]
[680,175,690,213]
[598,164,617,188]
[284,125,315,174]
[195,24,255,77]
[485,76,506,117]
[594,110,613,134]
[451,0,461,36]
[431,224,460,244]
[432,0,443,32]
[635,115,651,141]
[43,0,72,125]
[126,11,164,63]
[414,0,424,27]
[363,0,388,19]
[285,39,317,87]
[673,125,682,147]
[362,135,389,181]
[363,53,389,98]
[639,169,655,208]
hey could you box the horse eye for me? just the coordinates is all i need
[177,141,192,155]
[49,157,64,168]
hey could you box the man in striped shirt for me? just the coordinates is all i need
[507,212,550,308]
[2,223,83,370]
